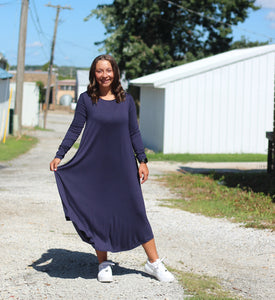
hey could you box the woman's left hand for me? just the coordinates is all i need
[139,163,149,184]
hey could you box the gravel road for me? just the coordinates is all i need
[0,111,274,300]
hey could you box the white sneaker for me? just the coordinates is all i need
[145,258,175,282]
[97,261,115,282]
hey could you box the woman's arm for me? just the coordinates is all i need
[50,94,87,170]
[128,94,149,183]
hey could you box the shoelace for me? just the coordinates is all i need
[152,258,167,271]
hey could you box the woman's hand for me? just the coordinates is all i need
[139,163,149,184]
[50,158,61,171]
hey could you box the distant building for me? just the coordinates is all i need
[56,79,76,105]
[10,71,57,108]
[131,44,275,154]
[0,68,13,141]
[76,70,89,100]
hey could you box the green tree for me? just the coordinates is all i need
[86,0,259,79]
[36,81,46,104]
[41,62,58,72]
[230,35,269,50]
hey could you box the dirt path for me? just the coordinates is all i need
[0,111,274,299]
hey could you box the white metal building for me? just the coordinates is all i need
[76,70,89,100]
[0,68,12,141]
[130,44,275,154]
[10,82,39,127]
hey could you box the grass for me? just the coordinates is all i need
[74,146,266,163]
[146,152,267,162]
[170,265,241,300]
[0,135,38,161]
[158,171,275,230]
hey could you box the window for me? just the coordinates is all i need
[60,85,75,90]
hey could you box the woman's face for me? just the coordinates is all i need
[95,60,114,90]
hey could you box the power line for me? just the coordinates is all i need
[31,0,48,40]
[57,37,94,52]
[163,0,275,41]
[28,4,49,60]
[43,3,72,129]
[55,44,76,66]
[0,1,17,6]
[28,0,92,66]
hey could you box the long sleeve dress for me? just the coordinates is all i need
[54,92,154,252]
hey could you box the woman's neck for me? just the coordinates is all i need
[99,88,115,100]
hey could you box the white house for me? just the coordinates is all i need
[130,44,275,154]
[0,68,12,141]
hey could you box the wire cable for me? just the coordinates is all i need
[163,0,275,41]
[28,2,49,60]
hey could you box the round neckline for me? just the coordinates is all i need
[99,97,116,102]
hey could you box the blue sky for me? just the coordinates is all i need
[1,0,275,68]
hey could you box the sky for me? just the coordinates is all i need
[0,0,275,68]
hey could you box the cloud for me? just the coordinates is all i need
[27,41,43,48]
[266,11,275,20]
[256,1,275,29]
[256,0,275,9]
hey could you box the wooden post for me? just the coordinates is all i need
[14,0,29,136]
[43,3,72,129]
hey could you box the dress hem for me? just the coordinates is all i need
[67,214,154,253]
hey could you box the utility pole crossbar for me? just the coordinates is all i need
[43,3,72,129]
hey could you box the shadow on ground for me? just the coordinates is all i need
[177,167,275,202]
[29,248,149,279]
[178,166,265,174]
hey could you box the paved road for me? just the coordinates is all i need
[0,111,274,299]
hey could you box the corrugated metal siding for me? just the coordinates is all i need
[10,82,39,127]
[139,87,165,152]
[76,70,89,99]
[0,79,10,140]
[163,52,274,154]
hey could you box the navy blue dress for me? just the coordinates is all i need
[54,92,154,252]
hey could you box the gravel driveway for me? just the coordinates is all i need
[0,111,274,299]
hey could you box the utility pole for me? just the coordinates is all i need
[14,0,29,136]
[43,3,72,129]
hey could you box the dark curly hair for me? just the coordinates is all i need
[87,54,125,104]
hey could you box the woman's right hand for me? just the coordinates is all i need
[50,158,61,171]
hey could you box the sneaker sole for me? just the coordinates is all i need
[97,276,113,283]
[144,264,175,282]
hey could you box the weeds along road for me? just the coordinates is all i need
[0,111,274,299]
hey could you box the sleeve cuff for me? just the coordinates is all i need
[138,157,148,164]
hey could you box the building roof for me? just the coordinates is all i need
[76,70,89,86]
[58,79,76,86]
[9,70,56,86]
[0,68,13,79]
[130,44,275,88]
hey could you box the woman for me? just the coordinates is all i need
[50,54,174,283]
